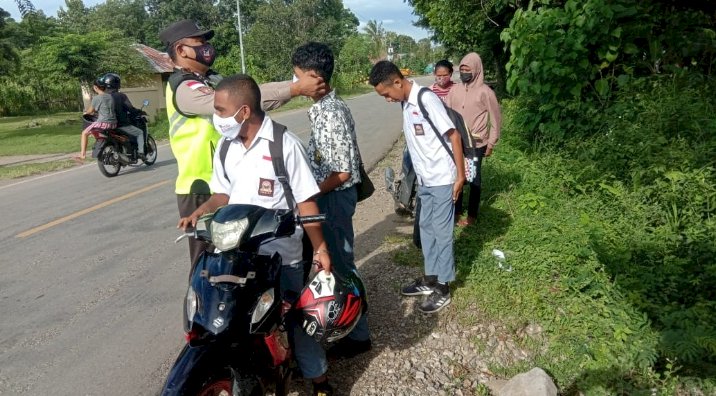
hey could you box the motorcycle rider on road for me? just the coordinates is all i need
[159,19,327,271]
[99,73,146,159]
[178,74,335,396]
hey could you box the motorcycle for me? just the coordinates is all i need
[162,204,325,396]
[384,146,418,218]
[85,99,158,177]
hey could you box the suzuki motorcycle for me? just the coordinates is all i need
[162,204,324,396]
[86,99,157,177]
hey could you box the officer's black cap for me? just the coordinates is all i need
[159,19,215,48]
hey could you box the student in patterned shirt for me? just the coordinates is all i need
[292,42,372,363]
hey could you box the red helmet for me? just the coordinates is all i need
[295,270,366,343]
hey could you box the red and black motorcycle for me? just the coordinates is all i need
[85,100,157,177]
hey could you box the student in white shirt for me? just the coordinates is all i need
[177,74,333,394]
[368,61,466,314]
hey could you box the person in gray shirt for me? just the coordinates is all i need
[100,73,147,158]
[76,80,116,161]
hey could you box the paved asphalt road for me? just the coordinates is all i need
[0,77,432,395]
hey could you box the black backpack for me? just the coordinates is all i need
[416,87,474,161]
[217,120,297,209]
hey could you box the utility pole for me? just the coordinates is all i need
[236,0,246,73]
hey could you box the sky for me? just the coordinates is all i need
[3,0,432,40]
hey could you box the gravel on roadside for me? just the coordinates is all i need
[287,139,541,396]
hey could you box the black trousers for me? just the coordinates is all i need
[177,193,211,276]
[455,145,487,219]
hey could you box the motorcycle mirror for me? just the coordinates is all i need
[142,99,150,106]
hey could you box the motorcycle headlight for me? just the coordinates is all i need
[251,288,275,327]
[186,286,198,322]
[211,217,249,251]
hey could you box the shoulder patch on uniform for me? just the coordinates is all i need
[185,81,213,95]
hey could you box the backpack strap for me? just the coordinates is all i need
[218,137,231,184]
[268,121,296,210]
[217,120,296,209]
[416,87,456,165]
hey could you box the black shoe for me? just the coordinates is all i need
[401,276,436,296]
[313,381,333,396]
[327,337,372,359]
[418,288,451,314]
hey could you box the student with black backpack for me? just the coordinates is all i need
[177,74,334,395]
[369,61,466,314]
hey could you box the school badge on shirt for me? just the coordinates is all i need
[258,178,275,197]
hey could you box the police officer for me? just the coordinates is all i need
[159,19,326,269]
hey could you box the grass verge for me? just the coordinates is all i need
[0,159,79,180]
[387,98,715,394]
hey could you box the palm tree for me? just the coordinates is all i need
[363,19,385,61]
[14,0,36,17]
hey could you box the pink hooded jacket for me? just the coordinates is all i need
[446,53,501,149]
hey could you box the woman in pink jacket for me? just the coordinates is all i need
[446,52,501,226]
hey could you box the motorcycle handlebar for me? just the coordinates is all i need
[298,214,326,224]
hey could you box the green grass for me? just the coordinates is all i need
[384,98,716,394]
[0,112,84,156]
[0,159,79,179]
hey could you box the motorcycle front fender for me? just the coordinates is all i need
[160,342,231,396]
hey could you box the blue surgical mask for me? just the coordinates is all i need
[212,107,244,139]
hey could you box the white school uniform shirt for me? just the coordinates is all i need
[209,116,320,265]
[402,82,457,187]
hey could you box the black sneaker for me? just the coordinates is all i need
[313,380,333,396]
[418,289,452,313]
[401,276,436,296]
[327,337,372,360]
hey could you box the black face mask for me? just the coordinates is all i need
[459,72,473,83]
[185,43,217,67]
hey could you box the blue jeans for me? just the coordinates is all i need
[316,186,370,342]
[417,184,456,283]
[280,262,327,379]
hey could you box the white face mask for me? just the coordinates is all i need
[212,107,244,139]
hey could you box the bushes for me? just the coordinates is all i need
[455,81,716,392]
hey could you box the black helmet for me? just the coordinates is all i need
[94,76,106,89]
[99,73,121,90]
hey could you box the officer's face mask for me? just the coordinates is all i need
[185,43,217,67]
[213,106,247,140]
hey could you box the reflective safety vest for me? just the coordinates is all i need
[165,71,220,195]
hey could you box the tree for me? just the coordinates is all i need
[409,0,518,93]
[14,0,36,17]
[57,0,90,34]
[241,0,358,82]
[362,19,385,60]
[334,33,372,88]
[0,8,19,76]
[89,0,148,44]
[30,29,151,107]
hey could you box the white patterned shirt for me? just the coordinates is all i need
[307,90,361,190]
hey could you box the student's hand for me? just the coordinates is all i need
[291,71,327,97]
[452,178,465,202]
[313,249,332,274]
[177,211,202,231]
[485,146,494,157]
